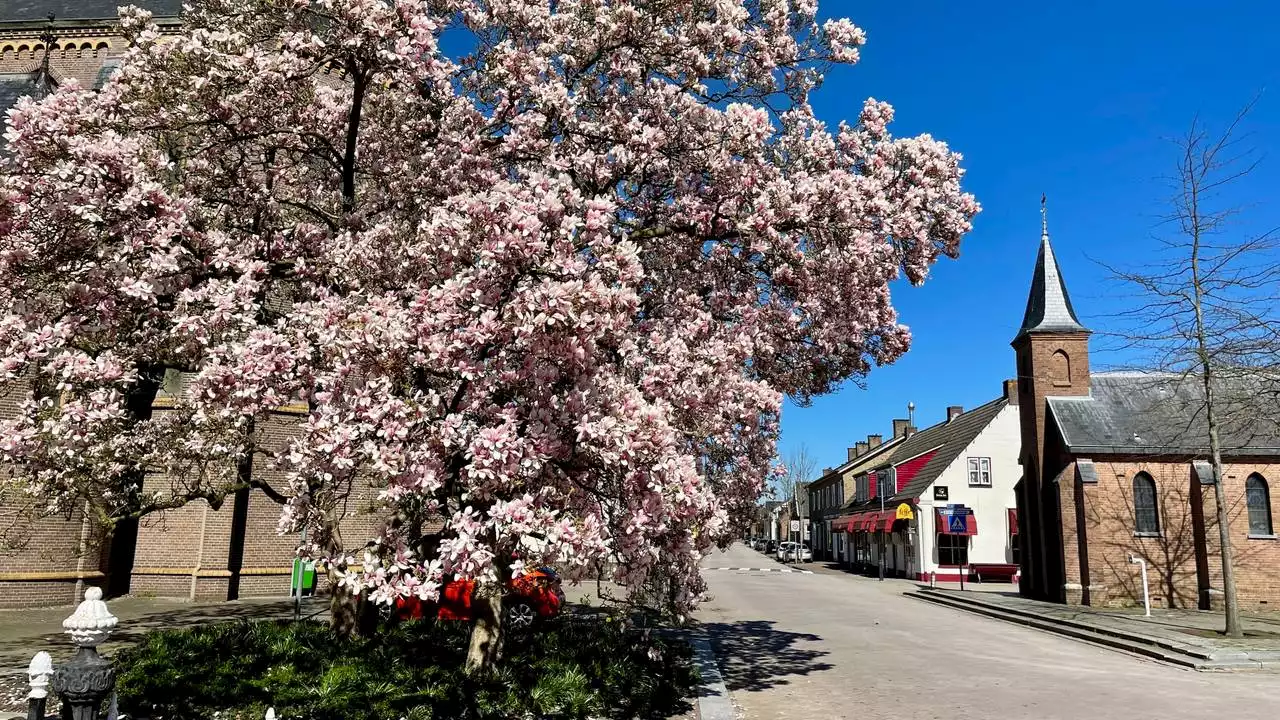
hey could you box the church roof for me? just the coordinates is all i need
[0,72,41,114]
[0,1,182,25]
[0,69,54,147]
[1048,372,1280,456]
[1013,230,1089,343]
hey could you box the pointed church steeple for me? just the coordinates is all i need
[1013,196,1089,343]
[30,16,58,99]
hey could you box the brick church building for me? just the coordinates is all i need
[0,1,380,609]
[1013,219,1280,610]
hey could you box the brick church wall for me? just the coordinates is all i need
[0,380,103,608]
[0,34,126,87]
[0,18,398,609]
[130,409,384,602]
[1070,458,1280,610]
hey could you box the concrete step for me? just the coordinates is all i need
[914,589,1229,661]
[905,590,1263,671]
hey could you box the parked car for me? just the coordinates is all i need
[393,566,565,629]
[763,539,777,554]
[775,541,812,563]
[774,541,793,562]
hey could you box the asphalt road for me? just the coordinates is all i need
[698,543,1280,719]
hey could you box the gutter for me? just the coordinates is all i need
[1066,445,1280,457]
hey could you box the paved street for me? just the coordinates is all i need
[698,543,1280,719]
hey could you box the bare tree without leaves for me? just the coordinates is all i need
[1104,101,1280,637]
[779,444,818,539]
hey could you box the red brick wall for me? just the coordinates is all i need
[1013,331,1091,602]
[130,410,384,602]
[0,380,105,607]
[1055,462,1082,601]
[0,22,388,608]
[1073,459,1280,610]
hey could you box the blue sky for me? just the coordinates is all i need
[783,1,1280,475]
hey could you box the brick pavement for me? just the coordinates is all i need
[698,542,1280,719]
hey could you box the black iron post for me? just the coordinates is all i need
[52,646,115,720]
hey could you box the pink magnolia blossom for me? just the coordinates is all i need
[0,0,977,618]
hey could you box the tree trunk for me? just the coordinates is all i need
[330,581,362,638]
[1189,190,1243,638]
[1209,455,1242,636]
[465,590,504,674]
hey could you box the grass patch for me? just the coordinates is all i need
[114,617,697,720]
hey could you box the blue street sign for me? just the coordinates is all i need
[948,514,968,534]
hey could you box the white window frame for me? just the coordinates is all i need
[968,457,992,487]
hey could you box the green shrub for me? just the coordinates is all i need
[113,617,697,720]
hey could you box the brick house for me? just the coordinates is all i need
[0,1,386,608]
[1013,224,1280,610]
[808,433,903,562]
[832,386,1022,581]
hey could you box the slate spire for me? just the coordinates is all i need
[1013,196,1089,343]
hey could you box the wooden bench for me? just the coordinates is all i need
[968,563,1018,583]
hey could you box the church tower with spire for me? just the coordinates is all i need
[1011,198,1091,601]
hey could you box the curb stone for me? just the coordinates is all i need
[917,586,1280,663]
[687,631,734,720]
[907,589,1278,671]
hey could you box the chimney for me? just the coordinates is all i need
[904,425,918,438]
[1003,378,1019,405]
[855,441,868,457]
[867,434,882,449]
[847,447,857,461]
[947,405,964,422]
[892,419,910,438]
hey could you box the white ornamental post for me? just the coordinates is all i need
[51,587,119,720]
[27,650,52,720]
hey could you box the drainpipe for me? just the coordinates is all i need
[73,501,92,601]
[190,503,210,601]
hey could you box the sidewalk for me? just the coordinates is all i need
[0,595,327,671]
[909,587,1280,671]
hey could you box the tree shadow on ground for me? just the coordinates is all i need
[700,619,833,693]
[0,598,326,669]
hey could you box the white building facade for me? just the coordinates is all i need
[832,382,1023,582]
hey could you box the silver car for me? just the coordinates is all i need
[775,542,813,563]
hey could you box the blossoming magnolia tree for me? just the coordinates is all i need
[0,0,977,669]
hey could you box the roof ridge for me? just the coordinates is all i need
[837,396,1011,512]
